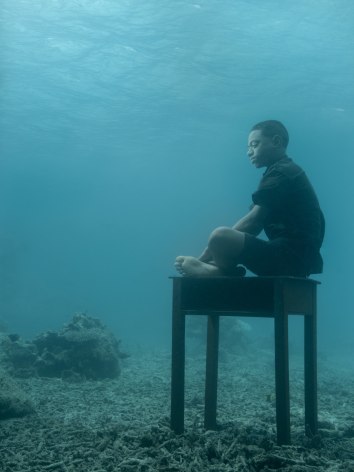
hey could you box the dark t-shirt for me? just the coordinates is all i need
[252,156,325,273]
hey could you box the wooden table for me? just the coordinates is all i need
[170,276,319,445]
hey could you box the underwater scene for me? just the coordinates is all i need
[1,0,354,470]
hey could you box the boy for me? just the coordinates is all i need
[175,120,325,277]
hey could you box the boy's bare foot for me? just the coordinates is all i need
[174,256,221,277]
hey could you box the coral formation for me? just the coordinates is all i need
[0,313,124,380]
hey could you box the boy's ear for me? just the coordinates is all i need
[272,134,282,147]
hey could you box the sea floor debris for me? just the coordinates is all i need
[0,347,354,471]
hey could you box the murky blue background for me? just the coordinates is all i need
[1,0,353,352]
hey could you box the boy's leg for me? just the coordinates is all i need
[208,226,246,270]
[238,235,308,276]
[175,227,245,276]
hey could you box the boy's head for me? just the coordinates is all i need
[251,120,289,148]
[247,120,289,168]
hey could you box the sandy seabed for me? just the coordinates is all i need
[1,344,354,472]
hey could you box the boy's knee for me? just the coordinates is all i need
[209,226,245,253]
[209,226,233,246]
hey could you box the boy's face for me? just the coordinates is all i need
[247,130,278,168]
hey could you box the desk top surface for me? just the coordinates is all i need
[169,275,320,284]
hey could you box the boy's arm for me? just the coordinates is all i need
[198,205,268,262]
[232,204,268,235]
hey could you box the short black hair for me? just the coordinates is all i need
[251,120,289,148]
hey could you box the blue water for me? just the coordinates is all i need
[0,0,353,351]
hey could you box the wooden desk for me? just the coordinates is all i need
[170,276,319,445]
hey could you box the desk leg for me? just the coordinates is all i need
[304,288,318,436]
[205,315,219,430]
[171,280,185,434]
[274,303,291,445]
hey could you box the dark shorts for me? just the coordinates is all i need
[238,235,310,277]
